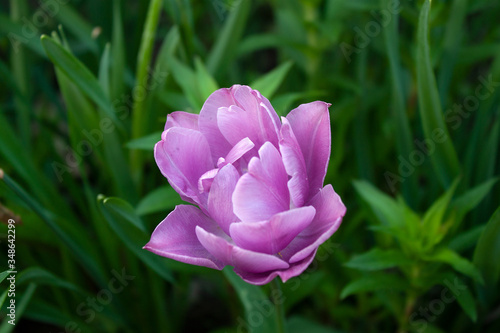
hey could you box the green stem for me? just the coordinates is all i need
[130,0,163,183]
[271,278,287,333]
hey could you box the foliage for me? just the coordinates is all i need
[0,0,499,332]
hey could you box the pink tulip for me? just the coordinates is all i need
[144,85,346,285]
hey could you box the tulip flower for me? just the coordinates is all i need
[145,85,346,285]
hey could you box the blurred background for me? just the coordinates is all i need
[0,0,499,332]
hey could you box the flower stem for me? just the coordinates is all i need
[271,278,287,333]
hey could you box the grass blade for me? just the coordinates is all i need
[416,0,460,188]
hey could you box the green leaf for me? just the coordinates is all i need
[424,248,484,284]
[207,0,251,77]
[125,131,162,151]
[344,248,412,271]
[450,177,498,227]
[473,207,500,286]
[165,56,202,110]
[223,268,277,333]
[195,57,219,101]
[287,316,345,333]
[111,0,126,100]
[56,4,99,54]
[0,270,10,284]
[98,196,174,283]
[353,180,404,227]
[250,61,294,100]
[416,0,460,188]
[381,0,417,203]
[1,172,107,287]
[0,290,7,309]
[421,179,459,248]
[16,267,82,293]
[449,226,485,252]
[136,186,183,216]
[340,273,408,299]
[40,36,122,131]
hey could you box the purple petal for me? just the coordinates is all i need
[165,111,199,131]
[281,184,345,263]
[279,118,308,207]
[199,88,235,163]
[154,127,213,205]
[144,205,224,269]
[234,250,317,285]
[218,86,280,150]
[217,105,253,146]
[229,206,315,254]
[207,164,240,235]
[224,137,255,165]
[198,168,219,193]
[232,142,290,222]
[286,101,331,199]
[196,226,289,273]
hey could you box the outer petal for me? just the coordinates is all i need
[279,118,308,207]
[229,206,315,254]
[165,111,199,131]
[199,88,235,162]
[234,250,317,285]
[207,164,240,235]
[286,101,331,199]
[232,142,290,222]
[154,127,213,205]
[195,226,289,273]
[281,184,346,263]
[144,205,224,269]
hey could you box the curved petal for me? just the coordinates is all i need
[154,127,213,205]
[224,137,255,165]
[218,86,280,149]
[165,111,199,131]
[208,164,240,235]
[144,205,224,269]
[196,226,289,273]
[286,101,331,199]
[234,250,317,285]
[199,87,235,162]
[229,206,315,254]
[279,118,308,207]
[281,184,346,263]
[232,142,290,222]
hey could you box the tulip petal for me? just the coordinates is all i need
[234,250,317,285]
[155,127,213,205]
[144,205,224,269]
[233,142,290,222]
[165,111,199,131]
[281,184,346,263]
[280,118,308,207]
[229,206,315,254]
[199,88,235,162]
[208,164,240,235]
[196,226,289,273]
[218,86,280,149]
[286,101,331,198]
